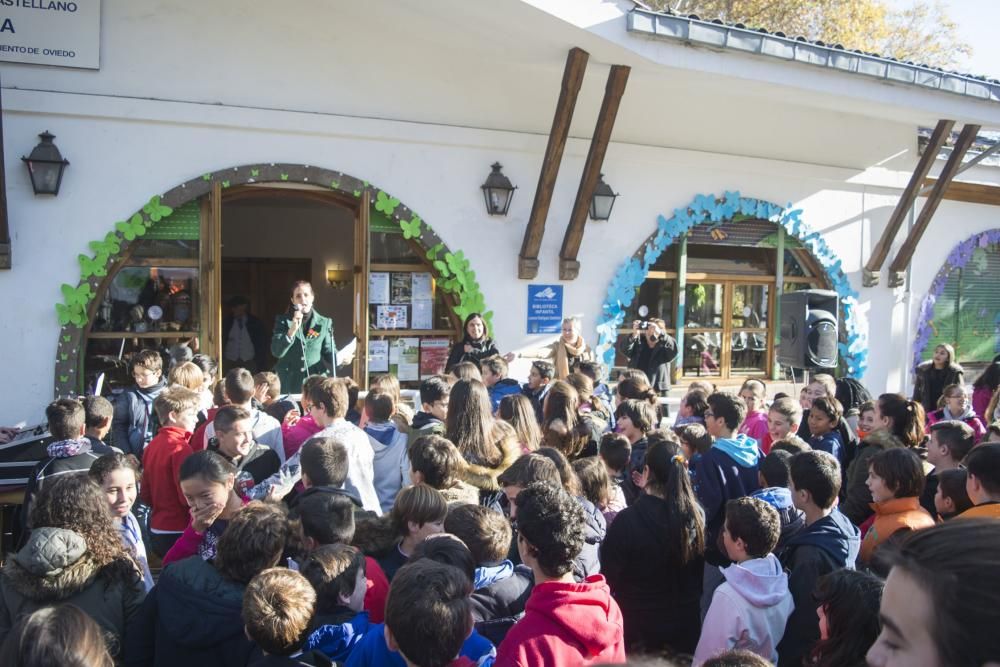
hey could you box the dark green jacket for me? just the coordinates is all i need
[271,310,335,393]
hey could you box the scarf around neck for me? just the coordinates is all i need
[554,334,587,379]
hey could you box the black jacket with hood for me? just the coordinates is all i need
[776,510,861,667]
[125,555,256,667]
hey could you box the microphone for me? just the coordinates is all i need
[292,304,302,312]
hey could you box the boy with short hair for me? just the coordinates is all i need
[311,378,381,515]
[383,560,478,667]
[363,391,409,513]
[112,348,167,457]
[776,451,860,667]
[141,385,201,557]
[696,392,761,563]
[444,503,533,645]
[494,483,625,666]
[82,395,118,454]
[482,357,521,413]
[408,435,479,505]
[921,420,975,515]
[200,367,285,463]
[762,397,802,456]
[254,371,298,425]
[694,497,793,666]
[208,405,282,500]
[750,450,805,553]
[521,361,554,423]
[19,398,103,543]
[959,442,1000,519]
[300,543,371,663]
[411,376,450,439]
[243,567,329,667]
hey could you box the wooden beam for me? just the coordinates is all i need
[862,118,954,287]
[518,47,589,280]
[922,178,1000,207]
[888,123,981,287]
[0,76,10,270]
[558,64,630,280]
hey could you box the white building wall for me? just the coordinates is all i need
[1,0,998,422]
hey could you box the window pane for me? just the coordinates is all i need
[93,266,200,332]
[681,331,721,377]
[730,331,769,377]
[370,232,422,264]
[625,279,675,328]
[685,283,723,328]
[131,239,199,260]
[686,244,775,276]
[732,284,769,328]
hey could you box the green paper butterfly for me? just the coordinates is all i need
[330,180,340,189]
[116,214,148,241]
[280,174,289,181]
[251,169,260,177]
[426,243,444,261]
[400,215,421,239]
[59,375,69,383]
[374,191,400,216]
[78,254,107,279]
[202,173,212,181]
[60,353,68,361]
[62,335,71,343]
[353,190,361,198]
[143,196,173,222]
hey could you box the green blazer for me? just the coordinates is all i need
[271,310,336,394]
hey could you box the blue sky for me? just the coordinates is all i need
[886,0,1000,78]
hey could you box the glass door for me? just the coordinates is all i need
[681,280,773,381]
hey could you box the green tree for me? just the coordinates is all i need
[649,0,971,70]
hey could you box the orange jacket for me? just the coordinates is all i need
[859,496,935,563]
[957,502,1000,520]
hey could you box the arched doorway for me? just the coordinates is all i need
[54,164,492,396]
[595,191,867,382]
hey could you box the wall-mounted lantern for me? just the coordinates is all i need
[22,131,69,196]
[326,266,352,290]
[589,173,619,221]
[481,162,516,216]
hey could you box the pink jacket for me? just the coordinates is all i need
[282,413,322,460]
[739,410,769,447]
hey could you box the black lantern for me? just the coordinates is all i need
[22,131,69,196]
[589,173,619,221]
[481,162,516,216]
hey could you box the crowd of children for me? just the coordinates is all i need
[3,327,1000,666]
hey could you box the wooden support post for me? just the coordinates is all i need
[518,47,589,280]
[862,118,954,287]
[0,77,10,270]
[558,65,630,280]
[673,235,688,384]
[772,226,785,380]
[887,123,980,287]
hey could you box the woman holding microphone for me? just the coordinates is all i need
[271,281,337,393]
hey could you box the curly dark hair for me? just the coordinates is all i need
[29,473,138,584]
[808,569,884,667]
[513,482,585,579]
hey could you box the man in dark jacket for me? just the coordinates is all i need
[222,296,269,374]
[777,450,861,667]
[621,318,678,395]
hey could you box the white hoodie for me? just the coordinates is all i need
[693,553,794,666]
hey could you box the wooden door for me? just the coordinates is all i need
[353,191,370,386]
[200,182,223,364]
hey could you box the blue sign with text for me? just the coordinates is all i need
[527,284,563,334]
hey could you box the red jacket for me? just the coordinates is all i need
[190,406,222,452]
[140,425,194,532]
[364,556,389,624]
[495,575,626,667]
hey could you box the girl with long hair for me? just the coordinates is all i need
[912,343,964,415]
[497,394,541,453]
[0,605,114,667]
[600,438,706,655]
[540,380,588,459]
[447,379,519,494]
[842,393,927,526]
[0,474,144,660]
[445,313,512,373]
[807,569,884,667]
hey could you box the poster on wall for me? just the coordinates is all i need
[369,273,390,305]
[0,0,101,69]
[420,338,450,378]
[376,305,408,329]
[412,273,433,301]
[368,340,389,372]
[411,300,434,330]
[391,273,412,304]
[527,284,563,334]
[390,338,421,381]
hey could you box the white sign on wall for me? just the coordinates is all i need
[0,0,101,69]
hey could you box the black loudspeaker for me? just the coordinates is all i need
[778,289,839,369]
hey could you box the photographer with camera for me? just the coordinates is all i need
[621,311,678,397]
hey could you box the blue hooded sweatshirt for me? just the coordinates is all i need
[695,434,761,529]
[345,622,495,667]
[305,610,369,662]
